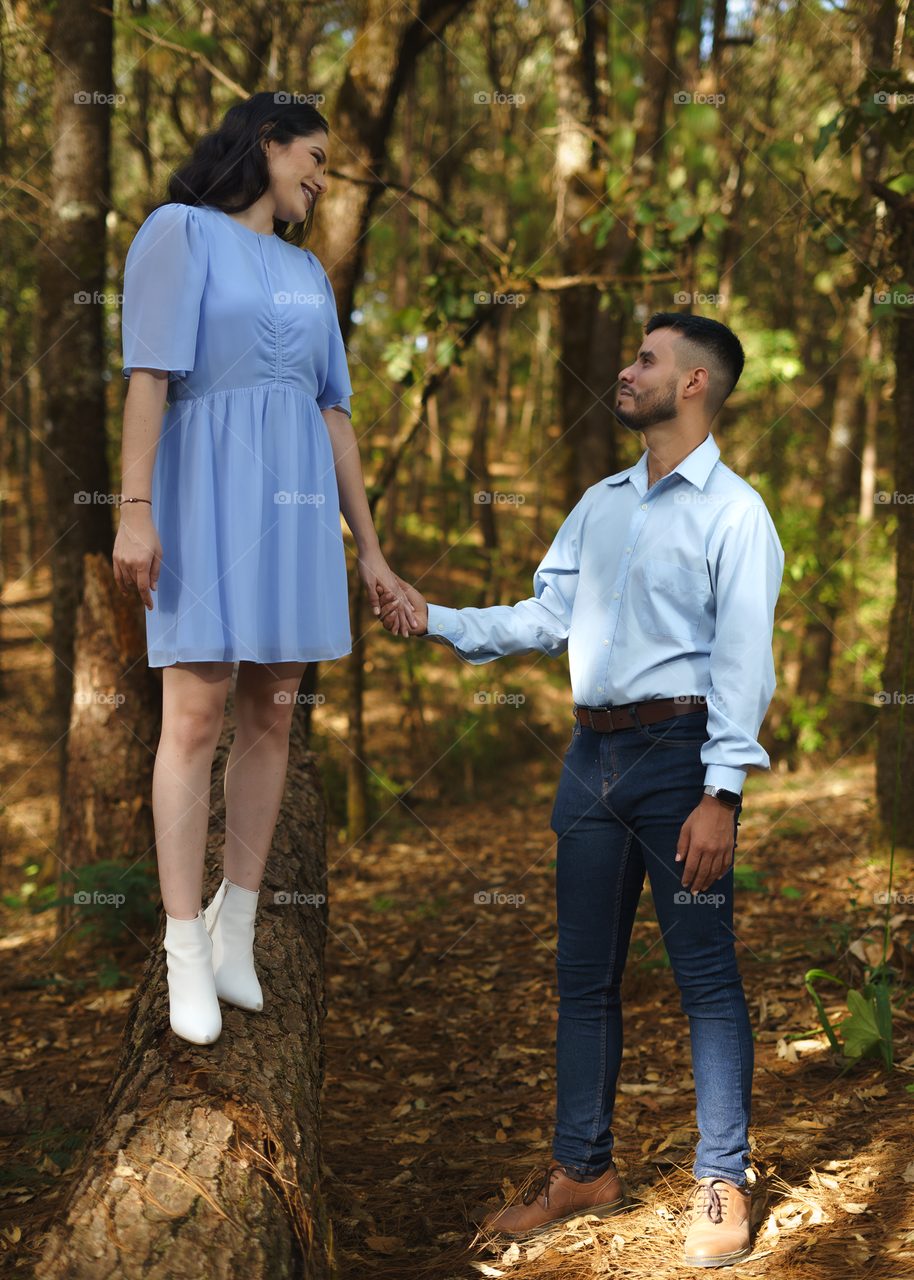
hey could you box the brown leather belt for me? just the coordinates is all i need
[574,695,707,732]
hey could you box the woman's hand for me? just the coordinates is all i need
[113,505,163,610]
[358,549,418,636]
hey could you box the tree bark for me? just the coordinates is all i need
[549,0,680,509]
[36,696,335,1278]
[309,0,472,342]
[56,554,162,899]
[873,179,914,849]
[38,0,115,772]
[796,292,870,702]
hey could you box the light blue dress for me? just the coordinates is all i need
[121,203,353,667]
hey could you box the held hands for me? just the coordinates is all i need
[112,505,162,610]
[358,550,419,636]
[378,575,428,636]
[675,795,738,894]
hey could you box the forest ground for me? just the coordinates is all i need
[0,574,912,1278]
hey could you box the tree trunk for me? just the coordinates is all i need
[347,581,369,843]
[877,308,914,850]
[309,0,472,341]
[38,0,115,771]
[796,292,869,702]
[36,697,336,1278]
[549,0,680,509]
[56,554,162,895]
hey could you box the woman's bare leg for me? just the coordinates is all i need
[154,661,233,919]
[222,661,306,891]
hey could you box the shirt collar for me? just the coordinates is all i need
[605,432,720,494]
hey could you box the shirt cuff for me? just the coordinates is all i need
[424,603,461,643]
[703,764,747,793]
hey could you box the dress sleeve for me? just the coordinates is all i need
[309,254,354,417]
[121,204,207,380]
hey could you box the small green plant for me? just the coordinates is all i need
[733,864,768,892]
[41,860,159,947]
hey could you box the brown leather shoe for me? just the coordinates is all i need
[482,1161,628,1240]
[683,1178,752,1267]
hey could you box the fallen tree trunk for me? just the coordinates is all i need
[37,694,336,1279]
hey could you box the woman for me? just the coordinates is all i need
[113,92,416,1046]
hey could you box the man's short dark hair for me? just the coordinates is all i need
[644,312,745,420]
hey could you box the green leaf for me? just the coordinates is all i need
[781,885,803,899]
[669,214,702,244]
[840,988,882,1060]
[804,969,846,1054]
[873,982,894,1072]
[814,111,843,160]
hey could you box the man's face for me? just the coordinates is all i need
[614,328,684,432]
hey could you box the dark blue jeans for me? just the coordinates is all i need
[549,713,752,1185]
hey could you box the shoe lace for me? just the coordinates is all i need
[684,1180,725,1225]
[522,1163,594,1209]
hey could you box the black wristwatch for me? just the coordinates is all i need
[703,785,741,809]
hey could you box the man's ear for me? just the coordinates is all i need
[682,366,710,399]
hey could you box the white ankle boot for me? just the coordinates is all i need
[163,911,223,1044]
[203,878,263,1012]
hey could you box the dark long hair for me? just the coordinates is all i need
[167,92,330,247]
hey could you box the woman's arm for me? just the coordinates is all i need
[321,406,417,636]
[112,369,168,610]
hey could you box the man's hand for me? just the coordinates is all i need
[675,795,738,894]
[379,576,428,635]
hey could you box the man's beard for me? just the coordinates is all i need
[612,376,679,432]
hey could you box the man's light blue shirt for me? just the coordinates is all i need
[425,433,784,793]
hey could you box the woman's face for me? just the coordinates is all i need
[264,129,329,223]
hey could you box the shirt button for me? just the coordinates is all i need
[641,503,648,510]
[603,639,608,645]
[625,547,631,553]
[614,593,619,599]
[437,624,444,631]
[597,686,603,693]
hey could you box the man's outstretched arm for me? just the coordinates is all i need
[376,505,585,662]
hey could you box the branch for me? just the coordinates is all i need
[95,7,248,98]
[367,309,497,511]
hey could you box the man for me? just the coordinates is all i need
[379,313,784,1267]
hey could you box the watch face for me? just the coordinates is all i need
[719,790,741,806]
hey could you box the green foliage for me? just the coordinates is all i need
[39,861,159,947]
